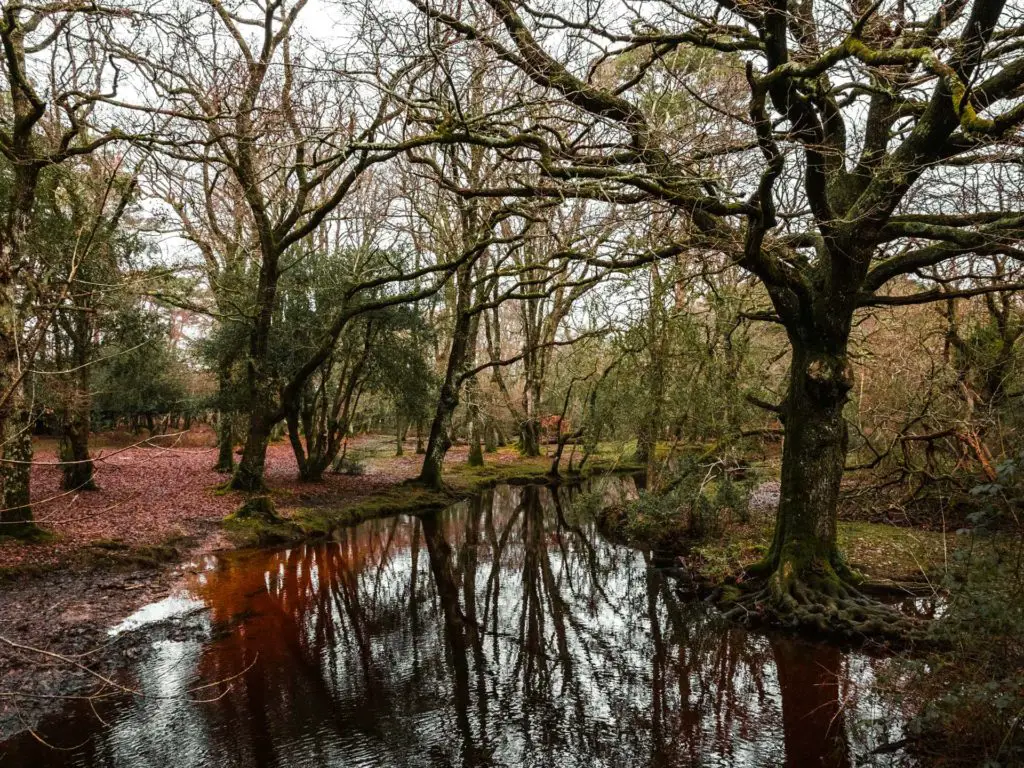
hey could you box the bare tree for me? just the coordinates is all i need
[119,0,461,499]
[409,0,1024,635]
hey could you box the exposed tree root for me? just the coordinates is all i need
[719,554,931,647]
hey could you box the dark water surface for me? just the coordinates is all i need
[0,481,907,767]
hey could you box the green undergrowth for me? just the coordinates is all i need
[884,534,1024,766]
[587,474,954,585]
[888,457,1024,766]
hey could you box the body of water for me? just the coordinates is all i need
[0,481,908,767]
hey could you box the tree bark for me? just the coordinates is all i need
[284,403,311,482]
[216,413,235,474]
[0,164,41,536]
[465,378,484,467]
[395,415,406,457]
[420,263,475,489]
[60,409,96,492]
[483,421,498,453]
[519,381,541,457]
[59,312,97,491]
[720,335,919,637]
[415,418,426,454]
[231,404,275,492]
[0,392,35,537]
[214,365,235,473]
[762,342,853,583]
[421,380,459,489]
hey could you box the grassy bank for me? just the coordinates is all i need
[224,449,644,547]
[687,518,951,586]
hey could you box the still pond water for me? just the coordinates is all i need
[1,481,909,767]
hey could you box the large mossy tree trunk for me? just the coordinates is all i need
[421,376,460,490]
[230,240,282,493]
[0,162,42,538]
[726,329,919,640]
[759,341,854,593]
[420,262,475,490]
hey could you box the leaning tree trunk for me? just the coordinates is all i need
[420,382,458,490]
[420,265,475,490]
[284,403,311,482]
[230,229,284,494]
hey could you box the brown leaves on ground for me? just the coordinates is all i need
[0,433,519,570]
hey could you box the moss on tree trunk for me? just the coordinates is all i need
[215,412,235,473]
[228,494,282,524]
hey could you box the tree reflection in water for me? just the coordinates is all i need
[0,481,902,767]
